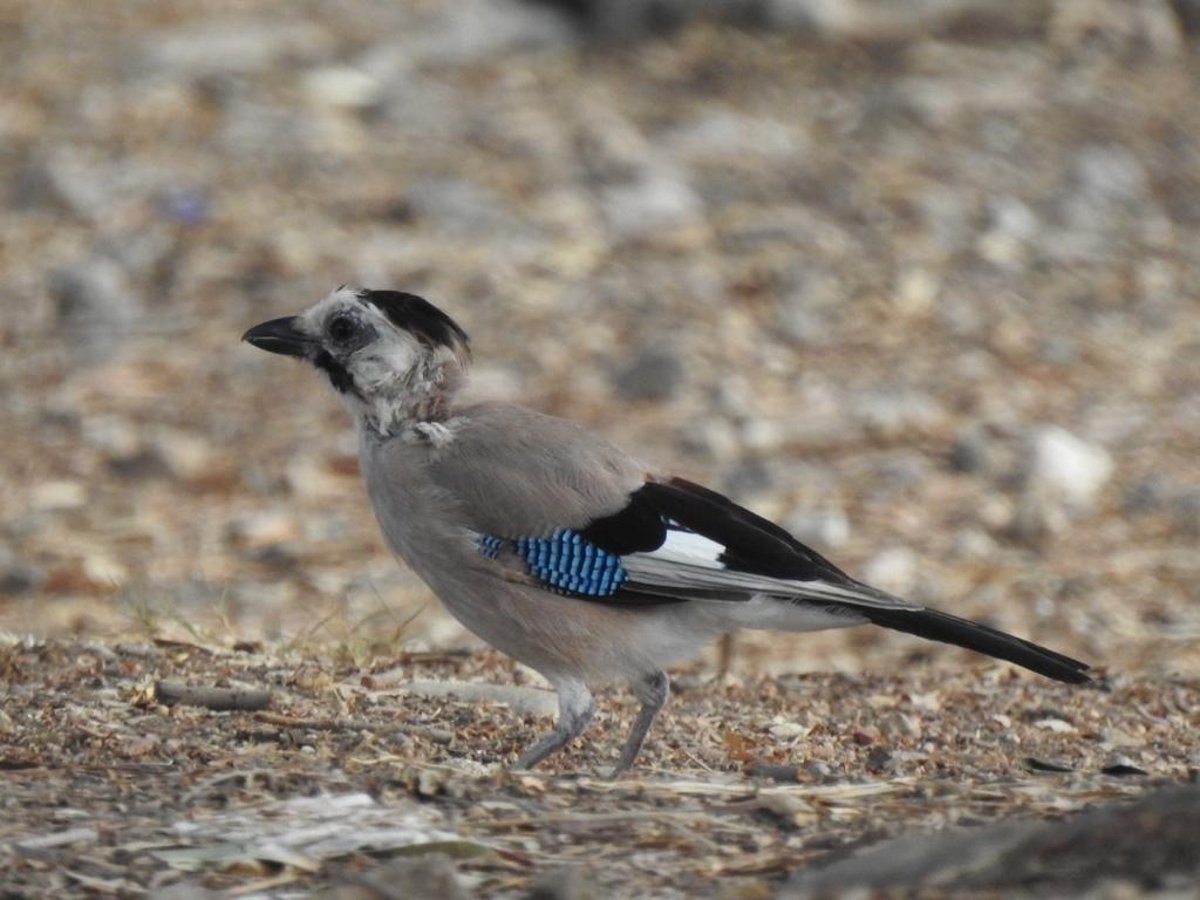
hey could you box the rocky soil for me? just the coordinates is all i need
[1,0,1199,896]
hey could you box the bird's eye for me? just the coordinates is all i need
[328,315,358,342]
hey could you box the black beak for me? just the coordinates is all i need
[242,316,313,358]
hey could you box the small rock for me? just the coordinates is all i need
[1012,426,1114,538]
[769,722,811,740]
[599,166,704,241]
[82,554,128,588]
[865,747,894,772]
[302,66,382,110]
[950,528,996,560]
[878,711,922,739]
[721,458,776,500]
[778,270,840,345]
[0,544,43,595]
[1122,475,1167,513]
[12,152,117,216]
[286,456,355,501]
[748,762,801,783]
[50,257,143,364]
[153,430,216,481]
[30,480,87,512]
[680,418,738,463]
[334,855,468,900]
[226,511,298,549]
[853,727,879,746]
[666,110,805,162]
[528,865,595,900]
[1072,144,1149,209]
[138,19,333,80]
[976,194,1041,267]
[785,508,851,549]
[1174,0,1200,36]
[403,178,517,238]
[861,547,918,596]
[947,427,994,475]
[408,0,575,66]
[854,390,944,438]
[144,884,221,900]
[987,194,1040,242]
[1102,755,1149,777]
[805,761,833,779]
[1171,488,1200,537]
[612,346,685,402]
[83,414,141,458]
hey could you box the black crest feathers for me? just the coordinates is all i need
[358,290,470,357]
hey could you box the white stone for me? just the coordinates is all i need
[861,547,919,596]
[1026,426,1114,511]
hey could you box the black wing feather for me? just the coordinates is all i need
[581,477,854,583]
[571,477,1091,685]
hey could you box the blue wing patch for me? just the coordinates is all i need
[476,529,628,597]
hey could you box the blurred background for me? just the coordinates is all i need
[1,0,1197,678]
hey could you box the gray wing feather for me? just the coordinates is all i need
[428,403,647,538]
[621,553,923,609]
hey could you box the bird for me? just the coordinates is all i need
[243,287,1091,774]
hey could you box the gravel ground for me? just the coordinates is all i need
[2,638,1196,896]
[1,0,1199,895]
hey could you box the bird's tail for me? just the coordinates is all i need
[859,604,1092,684]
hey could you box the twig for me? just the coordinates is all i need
[254,711,355,731]
[154,680,271,711]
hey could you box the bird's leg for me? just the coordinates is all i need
[514,679,595,770]
[612,670,670,776]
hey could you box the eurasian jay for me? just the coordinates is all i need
[244,288,1091,773]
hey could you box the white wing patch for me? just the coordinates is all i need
[624,525,926,613]
[650,527,727,568]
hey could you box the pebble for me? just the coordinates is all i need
[1071,144,1149,210]
[878,711,922,739]
[30,481,87,512]
[1012,426,1113,537]
[526,865,591,900]
[778,270,840,346]
[138,19,332,80]
[407,0,575,66]
[1176,0,1200,36]
[946,426,994,475]
[950,528,997,560]
[1172,488,1200,537]
[666,110,805,162]
[861,547,919,596]
[82,554,128,589]
[50,257,142,364]
[768,721,811,740]
[302,66,382,111]
[153,430,217,481]
[805,761,833,779]
[785,508,851,549]
[403,178,519,238]
[226,511,299,549]
[13,152,118,217]
[611,346,686,402]
[854,390,944,438]
[0,544,43,595]
[1121,475,1167,514]
[599,166,704,241]
[721,458,776,500]
[680,418,739,463]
